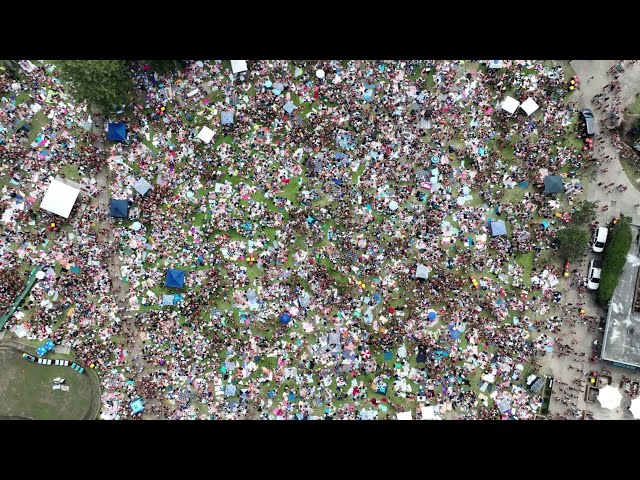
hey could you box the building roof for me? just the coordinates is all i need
[601,228,640,368]
[40,179,80,218]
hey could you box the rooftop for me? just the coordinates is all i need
[601,226,640,368]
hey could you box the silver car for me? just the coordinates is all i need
[587,258,603,290]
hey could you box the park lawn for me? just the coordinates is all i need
[27,110,51,143]
[0,347,98,419]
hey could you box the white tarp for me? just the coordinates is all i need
[501,96,520,114]
[231,60,248,74]
[40,179,80,218]
[520,97,539,116]
[597,385,623,410]
[396,411,412,420]
[197,126,215,144]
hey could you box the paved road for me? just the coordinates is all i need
[541,61,640,419]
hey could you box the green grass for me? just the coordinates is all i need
[0,348,98,419]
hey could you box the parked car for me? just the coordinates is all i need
[593,227,609,253]
[580,109,596,136]
[587,258,603,290]
[22,353,36,362]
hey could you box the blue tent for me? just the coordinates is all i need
[130,399,144,414]
[109,199,130,218]
[107,123,127,142]
[221,111,234,125]
[279,313,291,324]
[544,175,564,194]
[165,269,185,289]
[491,220,507,237]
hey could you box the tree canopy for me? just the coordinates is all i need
[557,226,589,261]
[597,215,633,306]
[56,60,134,113]
[571,200,598,226]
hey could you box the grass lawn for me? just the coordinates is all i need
[0,348,98,419]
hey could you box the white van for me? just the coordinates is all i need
[593,227,608,253]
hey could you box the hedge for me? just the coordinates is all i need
[597,215,633,306]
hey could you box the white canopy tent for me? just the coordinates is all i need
[230,60,248,74]
[420,406,443,420]
[597,385,623,410]
[197,126,215,144]
[40,179,80,218]
[520,97,540,116]
[500,96,520,114]
[629,396,640,419]
[396,411,412,420]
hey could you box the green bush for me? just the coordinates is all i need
[597,215,633,306]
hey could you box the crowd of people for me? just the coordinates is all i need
[0,59,597,419]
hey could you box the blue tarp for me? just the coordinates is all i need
[165,269,185,289]
[109,199,129,218]
[130,399,144,414]
[544,175,563,194]
[107,123,127,142]
[491,220,507,236]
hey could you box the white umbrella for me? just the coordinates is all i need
[316,69,325,79]
[629,396,640,419]
[597,385,623,410]
[389,201,399,211]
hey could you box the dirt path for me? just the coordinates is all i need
[90,112,161,419]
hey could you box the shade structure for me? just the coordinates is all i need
[598,385,623,410]
[133,177,152,196]
[197,126,215,144]
[629,396,640,419]
[316,69,325,79]
[107,123,127,142]
[283,101,297,114]
[396,411,412,420]
[109,199,130,218]
[489,60,503,69]
[416,264,429,279]
[500,96,520,114]
[230,60,248,74]
[40,179,80,218]
[221,110,234,125]
[520,97,540,116]
[491,220,507,236]
[130,399,144,414]
[279,313,291,324]
[165,269,185,289]
[544,175,564,194]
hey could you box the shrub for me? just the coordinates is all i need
[597,215,633,306]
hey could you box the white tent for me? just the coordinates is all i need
[230,60,248,74]
[520,97,540,116]
[500,96,520,114]
[629,396,640,419]
[597,385,623,410]
[197,126,215,144]
[40,179,80,218]
[133,177,152,196]
[396,411,412,420]
[420,406,443,420]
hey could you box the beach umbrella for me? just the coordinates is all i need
[265,80,272,88]
[316,69,325,79]
[279,313,291,324]
[629,397,640,419]
[428,311,437,321]
[389,201,399,211]
[597,385,623,410]
[289,306,299,316]
[361,349,371,359]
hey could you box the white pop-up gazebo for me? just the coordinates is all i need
[520,97,540,116]
[197,126,215,144]
[40,179,80,218]
[597,385,623,410]
[230,60,248,74]
[500,96,520,114]
[629,396,640,419]
[396,411,413,420]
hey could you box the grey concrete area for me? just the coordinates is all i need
[601,225,640,367]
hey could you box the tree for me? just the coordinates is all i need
[571,200,598,226]
[140,60,185,75]
[56,60,134,112]
[597,215,633,306]
[557,226,589,261]
[0,60,20,78]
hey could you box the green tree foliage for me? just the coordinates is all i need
[597,215,633,306]
[0,60,20,78]
[141,60,185,75]
[557,226,589,261]
[56,60,134,112]
[571,200,598,226]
